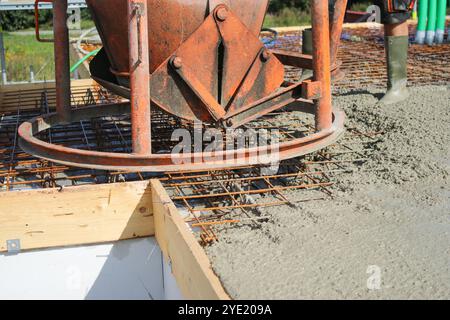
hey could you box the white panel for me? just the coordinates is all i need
[163,258,184,300]
[0,238,165,300]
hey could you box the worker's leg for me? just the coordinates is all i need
[378,1,413,105]
[384,21,409,37]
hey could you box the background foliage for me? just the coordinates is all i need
[1,1,450,30]
[1,0,314,31]
[0,8,91,31]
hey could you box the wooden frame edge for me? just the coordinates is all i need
[0,180,154,252]
[151,179,231,300]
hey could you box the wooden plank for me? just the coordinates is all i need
[0,79,94,93]
[0,79,99,113]
[270,22,386,34]
[0,180,154,252]
[151,179,230,300]
[270,20,422,34]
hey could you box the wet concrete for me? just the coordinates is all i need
[205,85,450,299]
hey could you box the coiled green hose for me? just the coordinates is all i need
[70,48,101,74]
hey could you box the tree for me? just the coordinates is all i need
[268,0,310,13]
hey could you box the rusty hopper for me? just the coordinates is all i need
[19,0,346,172]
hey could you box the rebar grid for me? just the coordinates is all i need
[268,23,450,89]
[0,88,383,244]
[2,23,449,190]
[0,85,315,191]
[1,22,449,244]
[0,86,148,191]
[161,127,382,244]
[81,23,450,90]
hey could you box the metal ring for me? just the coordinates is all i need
[18,102,345,172]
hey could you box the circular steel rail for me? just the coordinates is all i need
[18,102,345,172]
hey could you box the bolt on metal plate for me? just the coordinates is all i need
[6,239,21,254]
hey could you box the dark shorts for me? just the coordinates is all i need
[373,0,412,24]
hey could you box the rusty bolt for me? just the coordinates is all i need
[216,7,229,21]
[171,56,183,69]
[261,50,271,62]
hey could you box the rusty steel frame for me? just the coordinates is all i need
[3,23,448,191]
[19,0,346,172]
[128,0,152,154]
[53,0,72,123]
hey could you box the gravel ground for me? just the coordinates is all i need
[205,85,450,300]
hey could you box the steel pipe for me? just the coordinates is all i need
[18,0,345,172]
[128,0,152,154]
[53,0,72,123]
[18,103,345,172]
[312,0,333,131]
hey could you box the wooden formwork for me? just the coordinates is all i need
[0,179,230,300]
[0,79,105,114]
[0,81,230,300]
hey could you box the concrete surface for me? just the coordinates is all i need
[206,85,450,299]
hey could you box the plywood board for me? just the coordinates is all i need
[152,179,230,300]
[0,79,100,113]
[0,180,154,252]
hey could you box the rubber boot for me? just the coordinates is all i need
[300,28,313,81]
[379,36,410,105]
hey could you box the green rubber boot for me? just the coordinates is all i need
[300,28,313,81]
[379,36,410,105]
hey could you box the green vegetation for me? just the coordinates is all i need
[3,33,56,82]
[1,1,449,31]
[2,0,449,82]
[264,7,311,28]
[0,8,93,31]
[350,2,372,12]
[263,0,450,27]
[0,10,50,31]
[264,0,311,27]
[80,19,96,30]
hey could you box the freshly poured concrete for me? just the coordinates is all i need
[206,85,450,299]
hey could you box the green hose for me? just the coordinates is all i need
[416,0,429,44]
[435,0,447,43]
[426,0,438,45]
[70,48,101,74]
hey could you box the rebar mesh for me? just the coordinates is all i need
[0,23,449,242]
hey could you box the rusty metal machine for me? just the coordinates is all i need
[19,0,347,172]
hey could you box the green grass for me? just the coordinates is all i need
[18,18,95,32]
[80,19,96,30]
[263,8,311,28]
[3,33,56,82]
[2,15,95,83]
[38,19,95,31]
[351,2,450,14]
[350,2,371,12]
[263,4,450,27]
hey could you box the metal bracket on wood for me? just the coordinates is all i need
[6,239,21,254]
